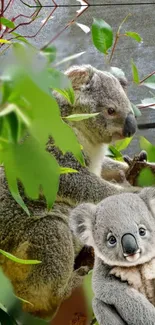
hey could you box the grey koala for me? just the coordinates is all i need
[70,188,155,325]
[0,64,137,319]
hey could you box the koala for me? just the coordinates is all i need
[70,188,155,325]
[0,64,137,319]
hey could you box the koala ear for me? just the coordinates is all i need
[69,203,96,246]
[65,65,94,90]
[109,67,128,92]
[139,187,155,216]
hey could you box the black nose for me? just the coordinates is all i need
[121,233,138,255]
[123,113,137,137]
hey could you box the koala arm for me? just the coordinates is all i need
[93,259,155,325]
[93,298,127,325]
[101,157,128,182]
[48,146,124,204]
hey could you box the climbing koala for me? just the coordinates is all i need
[0,64,137,319]
[70,188,155,325]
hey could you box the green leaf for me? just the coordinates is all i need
[0,39,11,44]
[54,51,85,67]
[6,65,84,165]
[15,295,34,306]
[3,137,60,210]
[131,59,140,84]
[48,68,71,89]
[108,145,123,160]
[83,272,94,318]
[60,167,78,174]
[64,113,99,121]
[139,136,155,162]
[137,168,155,187]
[131,103,141,117]
[125,31,142,42]
[41,45,56,63]
[0,308,17,325]
[54,87,75,105]
[91,18,113,54]
[115,137,133,151]
[142,74,155,90]
[0,17,15,29]
[11,32,29,44]
[0,249,41,264]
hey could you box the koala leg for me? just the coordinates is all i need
[93,298,127,325]
[2,215,75,320]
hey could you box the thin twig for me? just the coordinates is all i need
[108,13,131,64]
[137,103,155,109]
[139,71,155,84]
[40,3,89,50]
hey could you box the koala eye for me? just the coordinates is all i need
[108,108,115,115]
[107,235,117,247]
[139,227,147,237]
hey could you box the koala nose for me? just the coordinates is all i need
[121,233,139,255]
[123,113,137,137]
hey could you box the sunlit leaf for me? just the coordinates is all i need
[91,18,113,54]
[138,168,155,187]
[142,74,155,90]
[131,59,140,84]
[11,32,29,44]
[60,167,78,174]
[54,52,85,67]
[64,113,99,121]
[139,136,155,162]
[115,137,133,151]
[15,295,34,306]
[0,17,15,29]
[0,249,41,264]
[0,39,11,44]
[75,22,90,34]
[125,31,142,42]
[54,87,75,105]
[108,145,123,161]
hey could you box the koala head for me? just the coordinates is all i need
[70,188,155,267]
[59,65,137,144]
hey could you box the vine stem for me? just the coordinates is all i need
[108,13,132,64]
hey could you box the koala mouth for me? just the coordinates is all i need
[124,249,141,262]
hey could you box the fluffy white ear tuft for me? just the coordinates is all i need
[65,65,94,90]
[139,187,155,216]
[69,203,96,246]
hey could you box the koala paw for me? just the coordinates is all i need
[76,265,90,277]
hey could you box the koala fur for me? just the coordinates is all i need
[0,65,137,319]
[70,188,155,325]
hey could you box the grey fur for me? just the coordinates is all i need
[70,188,155,324]
[0,64,137,319]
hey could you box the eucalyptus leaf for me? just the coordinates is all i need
[60,167,78,174]
[92,18,113,54]
[138,168,155,187]
[0,249,41,264]
[64,113,99,121]
[139,136,155,162]
[0,17,15,29]
[115,137,133,151]
[48,68,71,89]
[54,51,85,67]
[0,39,11,44]
[131,59,140,84]
[54,87,75,105]
[125,31,142,42]
[108,145,123,160]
